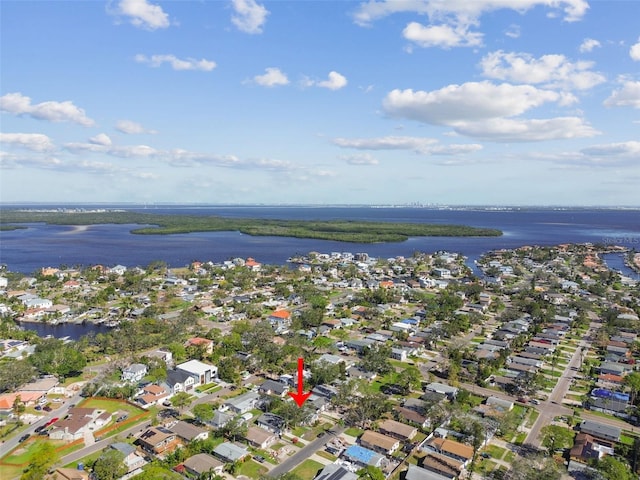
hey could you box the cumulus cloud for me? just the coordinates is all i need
[604,81,640,109]
[333,135,483,155]
[115,120,157,134]
[579,38,601,53]
[403,22,482,49]
[0,133,55,152]
[135,54,216,71]
[631,37,640,61]
[231,0,269,34]
[341,153,379,165]
[455,117,599,142]
[479,51,605,90]
[353,0,589,26]
[89,133,112,146]
[252,67,289,87]
[315,71,348,90]
[112,0,170,30]
[383,82,564,124]
[0,92,94,126]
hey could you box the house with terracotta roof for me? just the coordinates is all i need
[420,451,463,479]
[185,337,214,355]
[570,433,615,463]
[359,430,400,455]
[136,384,170,408]
[245,257,262,271]
[268,310,292,334]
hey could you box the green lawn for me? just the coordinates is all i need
[292,459,324,480]
[344,427,364,437]
[484,445,506,460]
[237,460,268,478]
[79,397,145,415]
[316,450,337,462]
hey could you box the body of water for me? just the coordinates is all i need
[1,206,639,274]
[4,205,639,339]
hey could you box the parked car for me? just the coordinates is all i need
[18,434,30,443]
[44,417,59,427]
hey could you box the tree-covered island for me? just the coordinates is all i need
[0,210,502,243]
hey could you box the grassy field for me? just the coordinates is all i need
[291,459,324,480]
[237,459,268,478]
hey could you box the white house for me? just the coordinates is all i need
[122,363,148,383]
[176,360,217,387]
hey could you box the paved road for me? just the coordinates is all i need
[267,426,346,477]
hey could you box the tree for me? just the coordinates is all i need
[357,466,385,480]
[361,344,393,375]
[504,454,562,480]
[219,415,248,441]
[171,391,192,412]
[623,371,640,404]
[0,360,35,393]
[20,443,59,480]
[92,449,127,480]
[540,425,574,455]
[595,456,634,480]
[218,357,241,383]
[192,403,215,424]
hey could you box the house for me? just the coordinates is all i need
[485,396,514,412]
[378,419,417,441]
[110,442,146,473]
[47,468,90,480]
[185,337,214,355]
[570,433,615,463]
[49,408,108,442]
[136,384,169,408]
[176,360,217,387]
[405,463,453,480]
[315,463,358,480]
[423,437,474,465]
[223,391,260,414]
[342,445,386,468]
[136,426,181,455]
[256,412,287,434]
[394,406,429,429]
[207,409,235,430]
[578,420,621,443]
[164,369,195,395]
[245,426,278,449]
[360,430,400,455]
[212,442,250,462]
[168,420,209,442]
[424,383,458,400]
[122,363,148,383]
[268,310,292,333]
[258,379,289,397]
[421,452,463,479]
[181,453,224,477]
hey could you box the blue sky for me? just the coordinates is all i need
[1,0,639,206]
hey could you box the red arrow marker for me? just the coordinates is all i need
[288,357,312,407]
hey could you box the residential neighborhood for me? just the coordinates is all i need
[0,243,639,480]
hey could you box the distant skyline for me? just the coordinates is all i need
[1,0,639,206]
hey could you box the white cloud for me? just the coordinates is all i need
[65,141,159,158]
[115,120,157,134]
[333,135,483,155]
[631,37,640,61]
[135,54,216,71]
[604,81,640,109]
[342,153,379,165]
[403,22,482,48]
[253,67,289,87]
[317,71,348,90]
[353,0,589,26]
[548,141,640,167]
[113,0,170,30]
[479,51,605,90]
[231,0,269,34]
[0,151,63,170]
[505,24,520,39]
[454,117,599,142]
[383,82,563,125]
[579,38,600,53]
[89,133,112,146]
[0,133,55,152]
[581,141,640,158]
[0,92,94,126]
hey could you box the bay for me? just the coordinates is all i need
[1,206,639,275]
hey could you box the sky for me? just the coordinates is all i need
[1,0,639,206]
